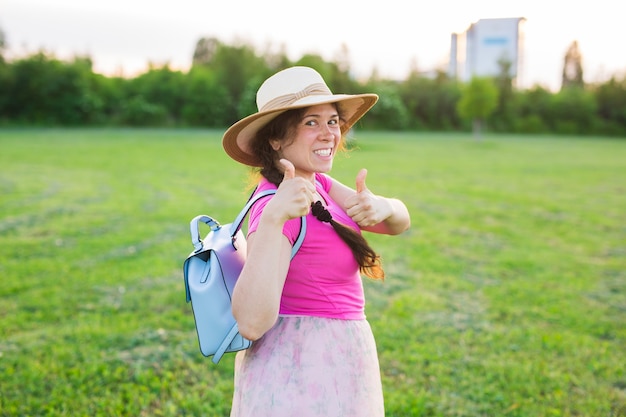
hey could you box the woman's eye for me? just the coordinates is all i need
[328,119,338,125]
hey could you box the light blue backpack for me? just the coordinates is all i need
[183,189,306,364]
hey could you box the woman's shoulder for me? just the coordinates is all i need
[315,172,332,192]
[254,177,278,193]
[248,178,276,214]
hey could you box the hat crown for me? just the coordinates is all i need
[256,67,332,112]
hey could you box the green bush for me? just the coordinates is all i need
[118,95,168,126]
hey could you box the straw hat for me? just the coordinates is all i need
[222,66,378,167]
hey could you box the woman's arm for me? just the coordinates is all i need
[231,215,293,341]
[231,160,316,341]
[329,169,411,235]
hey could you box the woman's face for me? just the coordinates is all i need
[270,103,342,179]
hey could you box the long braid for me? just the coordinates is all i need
[310,201,384,281]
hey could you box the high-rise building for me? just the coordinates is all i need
[449,17,526,87]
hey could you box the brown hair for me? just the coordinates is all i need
[248,106,384,280]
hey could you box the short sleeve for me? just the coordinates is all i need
[247,180,301,245]
[315,172,332,193]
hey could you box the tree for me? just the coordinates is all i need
[181,66,232,126]
[3,52,103,124]
[456,76,499,138]
[127,64,187,123]
[192,37,221,67]
[0,26,6,60]
[361,80,409,130]
[491,57,515,132]
[593,75,626,135]
[259,41,291,72]
[550,86,597,134]
[0,26,8,119]
[513,85,552,133]
[562,40,584,90]
[332,43,351,75]
[400,70,462,131]
[210,42,269,123]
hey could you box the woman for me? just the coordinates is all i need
[222,66,411,416]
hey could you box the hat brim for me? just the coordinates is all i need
[222,93,378,167]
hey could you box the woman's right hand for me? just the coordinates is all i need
[269,159,316,222]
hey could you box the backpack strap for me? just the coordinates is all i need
[213,190,306,362]
[229,188,306,259]
[213,322,241,364]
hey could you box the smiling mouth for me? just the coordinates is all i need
[314,148,332,157]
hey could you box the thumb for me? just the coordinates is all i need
[280,159,296,180]
[356,168,368,193]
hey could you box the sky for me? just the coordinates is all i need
[2,0,624,91]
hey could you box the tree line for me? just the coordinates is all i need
[0,37,625,136]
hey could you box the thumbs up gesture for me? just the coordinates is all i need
[345,168,391,228]
[355,168,368,194]
[281,158,296,181]
[270,159,316,221]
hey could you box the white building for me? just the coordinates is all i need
[449,17,526,87]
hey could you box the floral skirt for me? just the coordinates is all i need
[230,316,384,417]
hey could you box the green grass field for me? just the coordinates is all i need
[1,128,624,417]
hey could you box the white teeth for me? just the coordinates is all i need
[314,149,331,157]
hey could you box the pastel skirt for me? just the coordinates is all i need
[230,316,384,417]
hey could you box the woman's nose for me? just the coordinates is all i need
[320,124,335,140]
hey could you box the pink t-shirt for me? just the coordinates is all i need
[247,173,365,320]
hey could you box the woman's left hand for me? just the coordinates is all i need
[344,169,393,228]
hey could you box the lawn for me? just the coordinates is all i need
[0,128,624,416]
